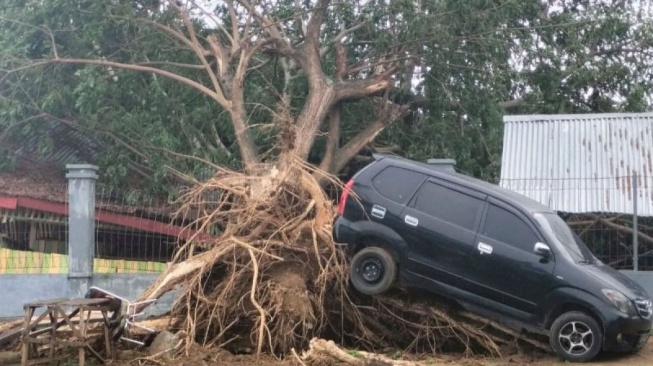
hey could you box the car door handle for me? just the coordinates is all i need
[404,215,419,227]
[477,242,493,255]
[371,204,387,219]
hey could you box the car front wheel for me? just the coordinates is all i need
[549,311,603,363]
[349,246,397,296]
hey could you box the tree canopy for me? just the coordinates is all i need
[1,0,652,199]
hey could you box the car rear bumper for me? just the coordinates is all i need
[600,306,652,352]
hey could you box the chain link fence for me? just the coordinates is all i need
[0,185,183,274]
[502,175,653,271]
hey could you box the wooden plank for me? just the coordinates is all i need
[22,338,54,345]
[0,308,107,347]
[0,327,23,346]
[79,307,86,366]
[52,306,81,338]
[59,298,110,307]
[21,305,34,365]
[22,309,53,334]
[23,298,68,308]
[28,308,80,337]
[26,355,66,366]
[85,344,106,364]
[48,310,55,362]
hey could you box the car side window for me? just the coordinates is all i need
[483,203,540,252]
[412,181,483,230]
[372,166,425,204]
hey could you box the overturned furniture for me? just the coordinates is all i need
[19,288,157,366]
[20,298,115,366]
[85,286,157,347]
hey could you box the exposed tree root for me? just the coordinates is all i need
[300,338,426,366]
[133,154,549,359]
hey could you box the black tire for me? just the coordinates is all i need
[549,311,603,363]
[349,246,397,295]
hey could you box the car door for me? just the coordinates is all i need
[471,197,556,315]
[397,178,486,291]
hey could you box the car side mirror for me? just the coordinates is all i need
[534,242,552,258]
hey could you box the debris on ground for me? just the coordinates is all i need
[148,330,184,360]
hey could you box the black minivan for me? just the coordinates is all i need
[333,154,652,362]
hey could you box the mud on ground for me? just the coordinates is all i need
[127,341,653,366]
[2,341,649,366]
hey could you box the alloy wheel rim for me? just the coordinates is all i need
[558,321,594,356]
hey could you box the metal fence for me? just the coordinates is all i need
[3,170,652,272]
[93,187,180,269]
[0,184,181,274]
[0,182,69,273]
[501,175,653,271]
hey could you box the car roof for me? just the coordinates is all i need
[373,154,554,215]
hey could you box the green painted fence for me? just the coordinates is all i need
[0,248,167,274]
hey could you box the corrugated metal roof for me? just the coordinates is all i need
[499,113,653,216]
[22,121,102,165]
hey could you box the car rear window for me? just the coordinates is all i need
[372,166,425,204]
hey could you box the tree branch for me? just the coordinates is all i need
[49,58,230,108]
[236,0,293,56]
[234,39,276,86]
[210,123,232,157]
[500,99,523,109]
[301,0,331,84]
[0,113,47,141]
[305,0,331,46]
[227,0,241,50]
[188,0,235,47]
[135,61,205,70]
[0,61,51,85]
[319,20,371,58]
[332,102,409,174]
[294,0,308,37]
[169,1,226,98]
[336,68,396,102]
[596,216,653,246]
[289,1,339,159]
[347,56,414,76]
[318,43,347,173]
[146,20,211,57]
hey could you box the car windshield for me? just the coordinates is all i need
[534,213,595,263]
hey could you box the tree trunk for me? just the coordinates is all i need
[292,83,336,159]
[230,87,260,171]
[318,104,341,173]
[330,104,409,175]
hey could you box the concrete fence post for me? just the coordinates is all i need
[66,164,99,296]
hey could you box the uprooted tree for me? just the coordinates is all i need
[2,0,526,356]
[111,0,526,356]
[3,0,653,361]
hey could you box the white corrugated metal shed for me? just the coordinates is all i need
[499,112,653,216]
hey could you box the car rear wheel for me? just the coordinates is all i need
[549,311,603,363]
[349,246,397,295]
